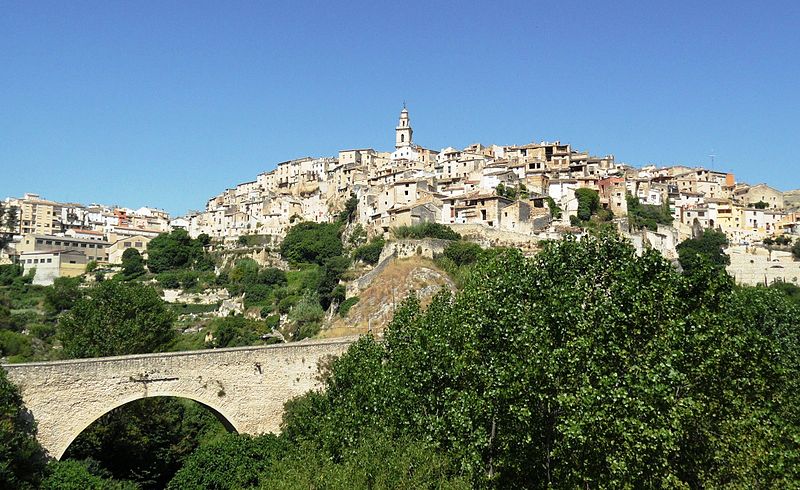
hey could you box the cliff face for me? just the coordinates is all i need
[322,256,455,338]
[784,189,800,211]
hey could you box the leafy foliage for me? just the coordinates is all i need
[0,367,46,489]
[273,234,800,487]
[443,240,483,267]
[121,248,145,279]
[58,281,175,358]
[338,194,359,223]
[545,197,562,219]
[337,296,359,317]
[676,229,729,273]
[751,200,769,209]
[41,459,137,490]
[146,230,210,274]
[352,236,385,265]
[279,222,344,265]
[626,193,673,231]
[392,222,461,241]
[575,188,600,221]
[64,398,227,489]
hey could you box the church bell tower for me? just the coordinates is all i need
[395,106,413,149]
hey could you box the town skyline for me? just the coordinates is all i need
[3,1,799,214]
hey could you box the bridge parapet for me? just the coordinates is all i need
[3,337,356,459]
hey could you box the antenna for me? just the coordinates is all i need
[709,150,716,171]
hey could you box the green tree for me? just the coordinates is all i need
[279,222,344,265]
[626,193,673,231]
[0,367,46,489]
[751,200,769,209]
[575,188,600,221]
[352,236,385,265]
[43,276,84,315]
[277,234,800,487]
[545,197,562,219]
[676,229,730,273]
[338,194,359,223]
[146,230,208,274]
[64,398,227,489]
[443,240,483,267]
[167,433,286,490]
[347,224,367,248]
[121,248,145,279]
[41,460,137,490]
[58,281,175,358]
[793,238,800,260]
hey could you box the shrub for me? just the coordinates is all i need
[280,222,344,265]
[352,237,385,265]
[443,241,483,267]
[392,222,460,241]
[338,297,359,317]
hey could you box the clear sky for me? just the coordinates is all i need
[2,1,799,215]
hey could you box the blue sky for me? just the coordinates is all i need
[2,1,799,215]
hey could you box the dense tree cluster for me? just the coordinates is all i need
[146,230,212,274]
[58,281,175,358]
[279,221,344,265]
[626,193,673,231]
[4,231,800,487]
[252,234,799,487]
[676,229,730,273]
[392,222,461,241]
[0,367,46,489]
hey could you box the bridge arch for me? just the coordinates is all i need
[59,391,241,460]
[4,338,355,459]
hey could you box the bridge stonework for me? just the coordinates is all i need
[3,338,355,459]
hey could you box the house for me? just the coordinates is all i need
[16,233,109,263]
[107,235,152,264]
[19,250,87,286]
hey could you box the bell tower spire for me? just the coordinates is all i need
[395,105,413,149]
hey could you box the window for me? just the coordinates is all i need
[36,239,43,244]
[80,243,87,247]
[55,241,61,246]
[135,242,142,248]
[33,259,39,264]
[47,258,52,263]
[27,259,32,264]
[45,240,52,245]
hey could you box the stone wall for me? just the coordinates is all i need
[3,338,355,459]
[449,223,541,251]
[726,245,800,285]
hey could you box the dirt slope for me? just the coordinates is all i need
[321,256,455,338]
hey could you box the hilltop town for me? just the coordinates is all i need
[2,107,799,287]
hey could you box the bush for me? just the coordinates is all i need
[575,188,600,221]
[392,222,460,241]
[443,241,483,267]
[243,283,271,307]
[677,229,730,273]
[278,296,299,315]
[626,193,673,231]
[338,297,359,317]
[280,222,344,265]
[352,237,385,265]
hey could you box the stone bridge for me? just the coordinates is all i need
[3,338,356,459]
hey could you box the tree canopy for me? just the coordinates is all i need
[279,222,344,265]
[272,234,800,487]
[676,229,729,273]
[146,229,211,274]
[58,281,175,358]
[0,367,46,489]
